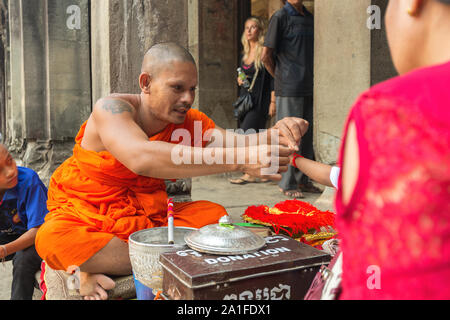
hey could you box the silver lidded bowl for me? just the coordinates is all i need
[184,216,266,255]
[129,226,196,293]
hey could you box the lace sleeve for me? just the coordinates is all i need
[336,90,450,299]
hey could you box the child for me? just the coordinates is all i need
[0,143,48,300]
[291,153,340,189]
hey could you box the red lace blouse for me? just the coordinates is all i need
[335,61,450,299]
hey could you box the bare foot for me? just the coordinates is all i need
[80,272,116,300]
[280,188,304,199]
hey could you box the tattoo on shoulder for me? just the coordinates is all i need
[101,100,133,115]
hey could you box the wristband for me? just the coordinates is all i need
[292,153,304,168]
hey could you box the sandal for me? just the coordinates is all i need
[229,176,257,185]
[280,188,304,199]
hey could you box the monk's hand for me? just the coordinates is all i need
[240,144,293,181]
[270,118,309,151]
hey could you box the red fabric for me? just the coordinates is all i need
[243,200,335,235]
[39,261,47,300]
[335,61,450,299]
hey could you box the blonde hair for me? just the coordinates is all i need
[241,16,266,71]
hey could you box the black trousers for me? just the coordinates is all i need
[0,233,42,300]
[276,96,315,190]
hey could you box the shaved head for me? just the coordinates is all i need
[138,42,198,127]
[141,42,196,77]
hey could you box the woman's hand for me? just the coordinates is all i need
[237,77,244,86]
[269,101,276,118]
[269,91,276,117]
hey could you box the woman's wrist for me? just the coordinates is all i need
[292,153,304,168]
[0,245,7,259]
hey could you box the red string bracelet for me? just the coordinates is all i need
[292,153,304,168]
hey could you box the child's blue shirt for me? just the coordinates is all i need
[0,167,48,236]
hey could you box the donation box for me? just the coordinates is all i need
[159,235,331,300]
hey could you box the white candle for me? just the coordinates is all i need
[167,198,174,244]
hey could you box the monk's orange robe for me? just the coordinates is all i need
[35,109,227,271]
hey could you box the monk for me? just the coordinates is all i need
[35,43,309,300]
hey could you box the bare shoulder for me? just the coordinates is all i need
[94,94,139,116]
[82,94,140,152]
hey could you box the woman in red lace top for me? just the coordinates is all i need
[336,0,450,299]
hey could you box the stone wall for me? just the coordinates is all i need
[5,0,91,185]
[2,0,191,185]
[313,0,396,165]
[189,0,239,129]
[1,0,397,186]
[0,1,6,140]
[92,0,189,102]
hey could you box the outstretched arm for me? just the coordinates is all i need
[207,118,309,151]
[91,98,290,180]
[293,156,336,188]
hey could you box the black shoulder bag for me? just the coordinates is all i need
[233,68,259,120]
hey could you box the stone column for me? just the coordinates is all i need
[6,0,25,152]
[91,0,111,104]
[91,0,189,102]
[313,0,372,165]
[188,0,238,130]
[0,0,7,139]
[312,0,397,211]
[6,0,91,185]
[313,0,396,165]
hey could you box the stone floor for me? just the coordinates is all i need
[191,172,327,223]
[0,173,335,300]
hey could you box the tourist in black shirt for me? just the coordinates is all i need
[262,0,321,198]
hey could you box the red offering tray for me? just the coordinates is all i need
[242,200,336,244]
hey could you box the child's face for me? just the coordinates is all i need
[0,145,18,191]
